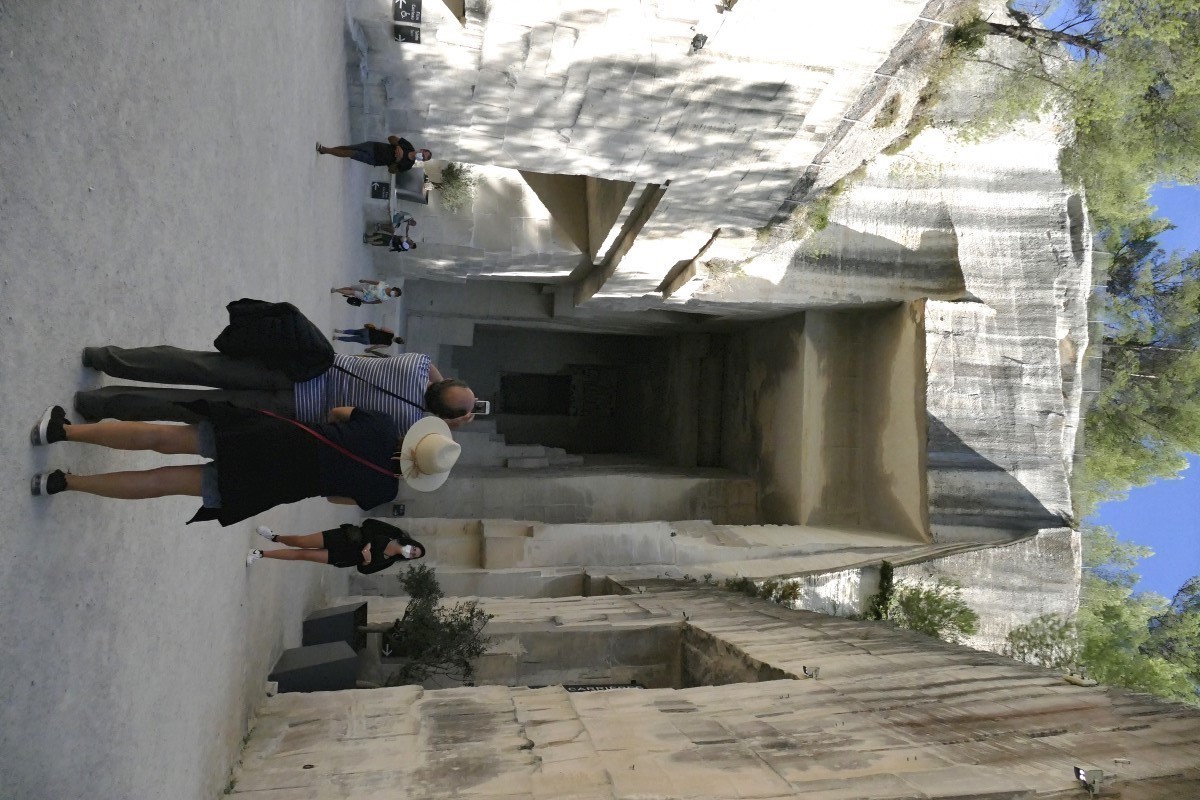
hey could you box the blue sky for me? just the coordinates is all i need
[1017,2,1199,599]
[1088,185,1200,599]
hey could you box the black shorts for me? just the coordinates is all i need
[322,524,365,568]
[345,141,396,167]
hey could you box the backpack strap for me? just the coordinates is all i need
[330,361,427,413]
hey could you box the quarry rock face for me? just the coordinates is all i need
[704,117,1089,539]
[352,0,1092,638]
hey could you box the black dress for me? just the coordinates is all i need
[321,519,424,572]
[184,403,399,526]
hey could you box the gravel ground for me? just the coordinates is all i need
[0,2,386,798]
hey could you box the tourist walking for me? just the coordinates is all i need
[365,212,418,251]
[333,279,401,305]
[335,323,403,349]
[30,407,460,526]
[247,518,425,570]
[316,136,431,174]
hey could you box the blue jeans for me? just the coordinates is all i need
[335,329,371,345]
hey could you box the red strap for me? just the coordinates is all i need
[258,409,397,478]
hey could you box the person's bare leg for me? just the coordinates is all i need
[65,421,199,455]
[319,146,357,158]
[276,532,326,549]
[65,465,204,499]
[261,548,331,564]
[332,287,358,297]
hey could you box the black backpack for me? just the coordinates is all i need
[213,298,334,381]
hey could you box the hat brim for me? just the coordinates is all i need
[398,416,455,492]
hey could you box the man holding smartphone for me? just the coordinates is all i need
[76,348,477,438]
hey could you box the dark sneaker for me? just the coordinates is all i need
[30,406,70,445]
[81,347,98,369]
[31,470,68,496]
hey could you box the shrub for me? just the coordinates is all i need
[887,580,980,643]
[435,162,477,213]
[383,565,492,686]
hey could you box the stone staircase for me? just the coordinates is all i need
[454,417,585,469]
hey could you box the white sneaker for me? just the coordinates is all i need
[256,526,277,542]
[246,549,263,566]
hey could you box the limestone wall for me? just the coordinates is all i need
[895,527,1082,654]
[347,0,934,281]
[233,587,1200,798]
[347,517,992,600]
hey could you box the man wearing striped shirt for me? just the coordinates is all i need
[75,346,475,437]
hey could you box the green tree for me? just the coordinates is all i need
[1144,577,1200,684]
[887,580,980,644]
[381,564,493,686]
[430,162,477,213]
[1075,232,1200,512]
[1005,528,1198,704]
[949,0,1200,225]
[1004,613,1080,671]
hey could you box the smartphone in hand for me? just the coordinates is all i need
[473,400,491,415]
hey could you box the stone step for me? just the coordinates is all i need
[502,444,548,458]
[506,456,551,469]
[470,418,498,434]
[548,454,585,467]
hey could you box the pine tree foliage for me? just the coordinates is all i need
[1004,527,1198,704]
[1075,224,1200,512]
[948,0,1200,226]
[886,580,980,644]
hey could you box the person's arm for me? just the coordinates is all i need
[359,543,372,565]
[327,496,357,505]
[359,279,382,285]
[364,323,377,330]
[428,363,444,384]
[387,135,401,146]
[327,406,355,423]
[356,554,398,575]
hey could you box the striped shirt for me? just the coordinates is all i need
[293,353,430,438]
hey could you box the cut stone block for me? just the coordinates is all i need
[302,602,368,650]
[268,642,358,694]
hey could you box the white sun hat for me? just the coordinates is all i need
[398,416,461,492]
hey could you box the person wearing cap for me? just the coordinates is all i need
[246,519,426,570]
[28,404,462,527]
[76,348,477,438]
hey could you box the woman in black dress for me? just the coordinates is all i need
[28,403,458,525]
[247,519,425,571]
